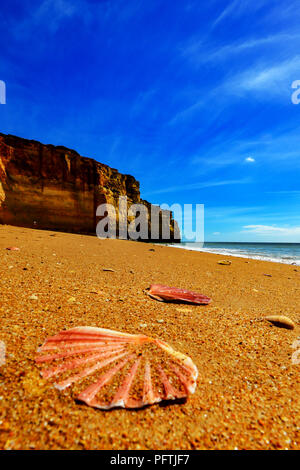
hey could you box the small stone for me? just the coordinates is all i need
[176,307,192,313]
[67,297,76,303]
[157,319,164,323]
[102,268,115,272]
[265,315,295,330]
[218,260,231,265]
[263,274,272,277]
[29,294,38,300]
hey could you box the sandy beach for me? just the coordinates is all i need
[0,224,300,450]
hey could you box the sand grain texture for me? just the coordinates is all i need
[0,225,300,450]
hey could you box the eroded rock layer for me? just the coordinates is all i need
[0,133,180,241]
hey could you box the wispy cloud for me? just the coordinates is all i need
[212,0,241,28]
[9,0,81,40]
[144,178,250,196]
[182,33,300,66]
[189,128,300,178]
[226,56,300,97]
[170,54,300,127]
[24,0,78,33]
[205,205,267,221]
[205,205,300,226]
[243,224,300,236]
[191,155,239,172]
[212,0,267,29]
[266,190,300,195]
[12,0,149,38]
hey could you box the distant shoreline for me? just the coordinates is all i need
[166,241,300,266]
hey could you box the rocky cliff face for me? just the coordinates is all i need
[0,133,180,241]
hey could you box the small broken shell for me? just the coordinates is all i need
[265,315,295,330]
[36,326,198,410]
[0,341,6,366]
[6,247,20,251]
[147,284,211,305]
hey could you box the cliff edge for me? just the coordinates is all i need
[0,133,180,241]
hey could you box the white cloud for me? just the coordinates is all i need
[189,130,300,177]
[212,231,220,235]
[243,224,300,236]
[245,157,255,162]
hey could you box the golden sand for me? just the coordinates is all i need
[0,225,299,450]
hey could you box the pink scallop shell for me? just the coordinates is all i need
[36,326,198,410]
[147,284,211,305]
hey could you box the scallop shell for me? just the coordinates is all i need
[36,327,198,410]
[147,284,211,305]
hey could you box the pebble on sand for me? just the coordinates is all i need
[218,260,231,265]
[29,294,38,301]
[265,315,295,330]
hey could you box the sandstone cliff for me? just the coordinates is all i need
[0,133,180,241]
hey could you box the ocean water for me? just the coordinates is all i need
[167,242,300,265]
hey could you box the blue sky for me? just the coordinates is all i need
[1,0,300,242]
